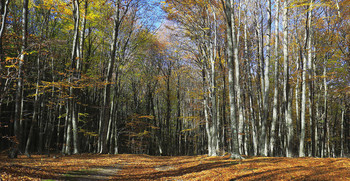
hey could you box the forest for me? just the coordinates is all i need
[0,0,349,160]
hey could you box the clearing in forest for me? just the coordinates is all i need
[1,154,350,180]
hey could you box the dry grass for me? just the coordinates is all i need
[1,154,350,180]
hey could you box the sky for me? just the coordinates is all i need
[141,0,167,30]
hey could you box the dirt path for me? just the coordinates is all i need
[63,164,124,180]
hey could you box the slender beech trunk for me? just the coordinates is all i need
[231,0,243,156]
[78,0,88,72]
[253,0,263,155]
[202,68,211,156]
[295,55,300,133]
[323,57,328,157]
[300,0,313,157]
[270,0,279,156]
[261,0,271,156]
[176,72,181,155]
[300,49,307,157]
[99,0,120,153]
[0,0,9,62]
[62,106,68,153]
[224,0,240,159]
[209,5,218,156]
[282,0,293,157]
[0,0,9,39]
[65,106,72,155]
[14,0,28,152]
[309,49,316,157]
[341,102,344,157]
[70,0,80,154]
[114,78,121,154]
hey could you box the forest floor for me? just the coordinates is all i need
[1,154,350,180]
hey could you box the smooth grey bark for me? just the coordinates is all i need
[14,0,28,152]
[282,0,293,157]
[235,1,244,156]
[295,56,300,131]
[62,106,68,153]
[300,53,306,157]
[223,0,240,159]
[70,0,80,154]
[0,0,9,61]
[99,0,120,153]
[253,0,264,156]
[38,102,44,154]
[310,46,316,156]
[300,0,313,157]
[176,69,181,155]
[0,0,9,39]
[65,106,72,155]
[341,102,344,157]
[202,67,211,155]
[71,102,79,154]
[323,58,329,157]
[166,62,171,155]
[270,0,279,156]
[209,5,219,156]
[78,0,88,72]
[261,0,272,156]
[0,0,10,117]
[106,100,114,152]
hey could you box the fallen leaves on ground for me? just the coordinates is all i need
[1,154,350,180]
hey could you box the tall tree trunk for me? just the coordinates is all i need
[202,68,211,156]
[300,51,307,157]
[166,65,171,155]
[261,0,271,156]
[300,0,313,157]
[270,0,279,156]
[0,0,9,62]
[282,0,293,157]
[78,0,88,72]
[323,58,328,157]
[0,0,9,39]
[14,0,28,153]
[70,0,80,154]
[224,0,240,159]
[99,0,120,153]
[341,100,345,157]
[209,6,219,156]
[176,67,181,155]
[233,0,243,156]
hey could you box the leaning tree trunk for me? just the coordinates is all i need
[99,0,120,153]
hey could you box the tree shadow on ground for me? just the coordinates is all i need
[230,163,350,180]
[0,164,59,180]
[113,161,238,180]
